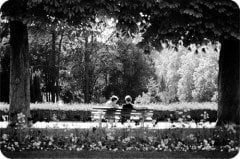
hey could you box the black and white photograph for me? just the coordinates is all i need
[0,0,239,158]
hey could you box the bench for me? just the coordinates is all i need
[91,107,155,127]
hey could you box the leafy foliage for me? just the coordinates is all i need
[2,0,239,46]
[137,42,219,103]
[136,0,240,47]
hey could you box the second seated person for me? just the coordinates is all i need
[121,95,137,124]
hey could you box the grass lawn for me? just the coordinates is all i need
[2,150,238,158]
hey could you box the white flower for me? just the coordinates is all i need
[98,141,102,146]
[225,124,237,133]
[106,133,114,140]
[211,140,215,145]
[113,148,118,152]
[148,136,154,142]
[2,134,8,140]
[76,147,82,151]
[178,118,183,122]
[33,141,41,148]
[203,139,208,145]
[122,137,130,143]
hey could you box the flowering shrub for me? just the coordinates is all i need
[0,127,239,153]
[16,113,26,127]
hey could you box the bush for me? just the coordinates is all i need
[158,90,178,104]
[135,92,151,104]
[0,109,91,122]
[152,109,217,123]
[31,110,92,122]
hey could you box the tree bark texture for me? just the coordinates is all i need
[217,37,240,125]
[9,20,30,125]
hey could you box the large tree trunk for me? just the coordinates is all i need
[216,37,240,126]
[0,46,10,103]
[9,20,30,126]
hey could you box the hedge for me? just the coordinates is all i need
[0,109,216,123]
[0,110,91,122]
[152,109,217,123]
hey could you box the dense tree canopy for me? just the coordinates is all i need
[1,0,239,45]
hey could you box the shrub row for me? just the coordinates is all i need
[0,109,216,122]
[153,109,217,123]
[0,110,91,122]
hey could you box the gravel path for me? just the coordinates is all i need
[0,121,216,129]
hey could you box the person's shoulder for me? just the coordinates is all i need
[105,101,112,106]
[106,101,111,104]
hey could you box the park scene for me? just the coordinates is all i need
[0,0,239,158]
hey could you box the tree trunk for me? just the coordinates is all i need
[83,36,91,103]
[0,46,10,103]
[30,75,42,103]
[9,20,30,126]
[56,31,64,102]
[84,50,91,103]
[50,31,56,103]
[30,76,36,103]
[216,37,240,126]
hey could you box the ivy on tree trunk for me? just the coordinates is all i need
[9,20,30,126]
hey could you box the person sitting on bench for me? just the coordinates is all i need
[105,95,120,127]
[121,95,137,124]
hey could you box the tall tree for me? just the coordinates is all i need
[1,1,31,126]
[116,0,239,125]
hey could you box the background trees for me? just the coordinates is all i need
[136,42,219,104]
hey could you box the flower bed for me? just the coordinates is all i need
[0,127,239,153]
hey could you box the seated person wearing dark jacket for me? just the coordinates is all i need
[121,95,135,124]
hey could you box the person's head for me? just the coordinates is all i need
[125,95,132,104]
[110,95,119,104]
